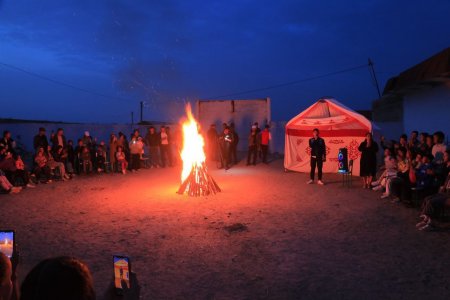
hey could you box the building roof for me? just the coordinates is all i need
[383,47,450,95]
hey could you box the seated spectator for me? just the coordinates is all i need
[372,148,397,193]
[20,256,95,300]
[46,146,69,181]
[431,131,447,164]
[411,153,436,190]
[34,147,52,183]
[116,146,128,174]
[416,172,450,231]
[95,143,106,172]
[418,132,429,155]
[0,252,19,300]
[433,150,450,187]
[0,148,34,188]
[14,155,35,188]
[81,147,93,174]
[425,135,434,155]
[0,170,21,194]
[399,134,408,152]
[386,148,410,202]
[53,145,74,176]
[408,130,419,154]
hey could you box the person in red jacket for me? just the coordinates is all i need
[260,125,271,164]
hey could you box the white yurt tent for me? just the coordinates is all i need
[284,98,376,176]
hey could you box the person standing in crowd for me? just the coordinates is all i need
[51,128,66,151]
[260,125,271,164]
[246,125,260,166]
[166,127,178,166]
[129,136,144,171]
[229,123,239,165]
[109,134,118,169]
[74,139,84,174]
[159,126,172,167]
[358,132,379,189]
[118,132,130,169]
[145,127,160,168]
[307,128,326,185]
[207,124,218,162]
[219,127,233,170]
[432,131,447,164]
[1,131,16,156]
[33,128,49,152]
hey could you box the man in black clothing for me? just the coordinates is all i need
[145,126,161,168]
[219,127,233,170]
[33,128,49,152]
[307,128,326,185]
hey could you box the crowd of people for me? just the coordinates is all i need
[206,122,271,170]
[358,130,450,231]
[0,126,183,194]
[0,122,273,194]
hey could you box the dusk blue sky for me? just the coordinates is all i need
[1,0,449,123]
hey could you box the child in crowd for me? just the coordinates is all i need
[372,148,397,192]
[116,146,128,174]
[34,147,52,183]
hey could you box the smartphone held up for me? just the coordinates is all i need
[0,230,15,259]
[113,255,131,295]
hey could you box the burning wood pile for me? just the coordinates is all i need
[177,104,221,196]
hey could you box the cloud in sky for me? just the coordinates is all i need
[0,0,449,122]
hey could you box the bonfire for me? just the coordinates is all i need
[177,104,221,196]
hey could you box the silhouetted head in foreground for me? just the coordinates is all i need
[21,256,95,300]
[0,253,13,300]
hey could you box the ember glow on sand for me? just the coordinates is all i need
[177,104,221,196]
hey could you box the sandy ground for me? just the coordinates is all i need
[1,158,450,300]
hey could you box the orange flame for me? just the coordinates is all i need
[180,103,206,183]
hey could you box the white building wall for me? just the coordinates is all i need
[403,82,450,142]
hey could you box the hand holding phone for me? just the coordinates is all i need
[113,255,131,295]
